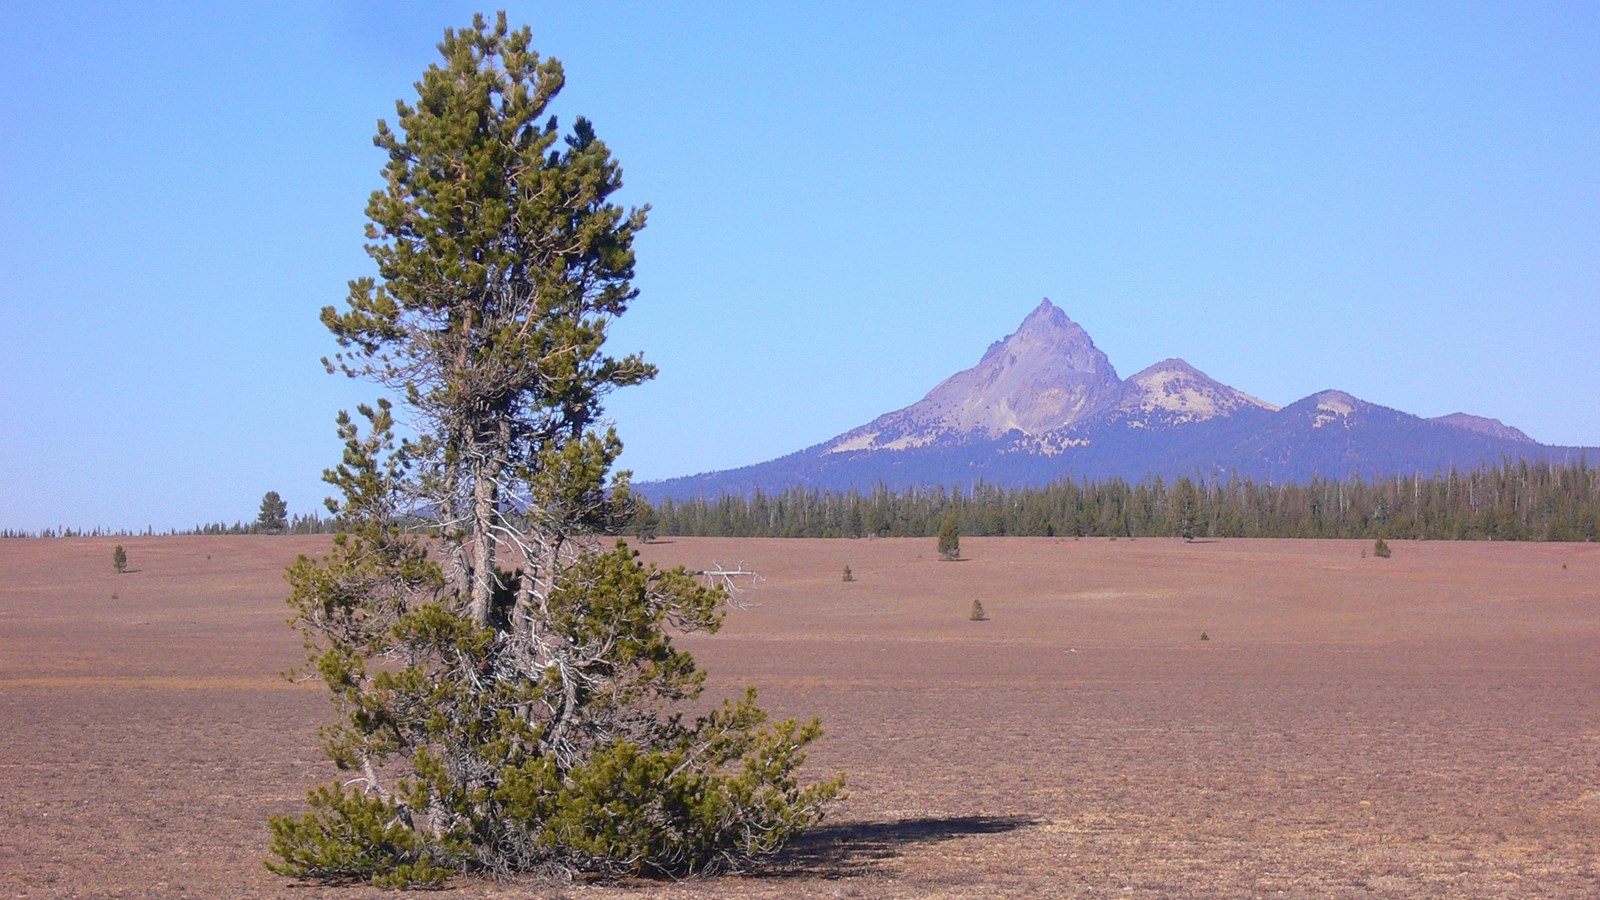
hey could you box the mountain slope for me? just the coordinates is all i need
[1429,413,1534,444]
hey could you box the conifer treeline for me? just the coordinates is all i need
[3,514,336,539]
[182,514,338,536]
[10,460,1597,542]
[646,458,1600,542]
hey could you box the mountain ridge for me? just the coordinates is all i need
[641,300,1592,499]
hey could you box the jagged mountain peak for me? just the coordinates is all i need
[974,298,1110,374]
[1018,297,1077,333]
[826,299,1121,451]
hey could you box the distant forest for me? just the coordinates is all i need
[643,458,1600,542]
[8,458,1596,542]
[4,514,336,540]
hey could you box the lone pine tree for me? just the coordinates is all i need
[256,491,288,533]
[937,512,961,561]
[268,13,840,888]
[1172,476,1199,541]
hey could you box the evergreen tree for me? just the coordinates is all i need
[112,544,127,574]
[256,491,289,533]
[632,497,660,544]
[937,512,961,561]
[269,14,839,887]
[1172,476,1199,541]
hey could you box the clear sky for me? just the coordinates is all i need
[3,2,1597,532]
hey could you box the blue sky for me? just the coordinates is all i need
[2,2,1597,532]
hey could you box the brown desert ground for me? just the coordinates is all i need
[1,534,1597,897]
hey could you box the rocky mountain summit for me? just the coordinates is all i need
[642,300,1591,498]
[824,301,1279,455]
[824,300,1120,451]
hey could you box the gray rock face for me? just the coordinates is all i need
[824,299,1121,452]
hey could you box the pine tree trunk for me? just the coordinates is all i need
[467,428,501,626]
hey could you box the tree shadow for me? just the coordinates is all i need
[760,814,1039,880]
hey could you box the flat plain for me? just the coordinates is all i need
[1,535,1597,897]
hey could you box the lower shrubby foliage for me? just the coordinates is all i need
[267,785,453,888]
[269,695,836,885]
[270,518,841,887]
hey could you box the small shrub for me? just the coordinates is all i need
[112,545,127,574]
[969,600,988,621]
[841,566,854,583]
[1200,631,1209,641]
[1373,538,1392,559]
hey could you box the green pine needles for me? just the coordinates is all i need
[256,490,288,534]
[937,513,961,561]
[268,13,840,887]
